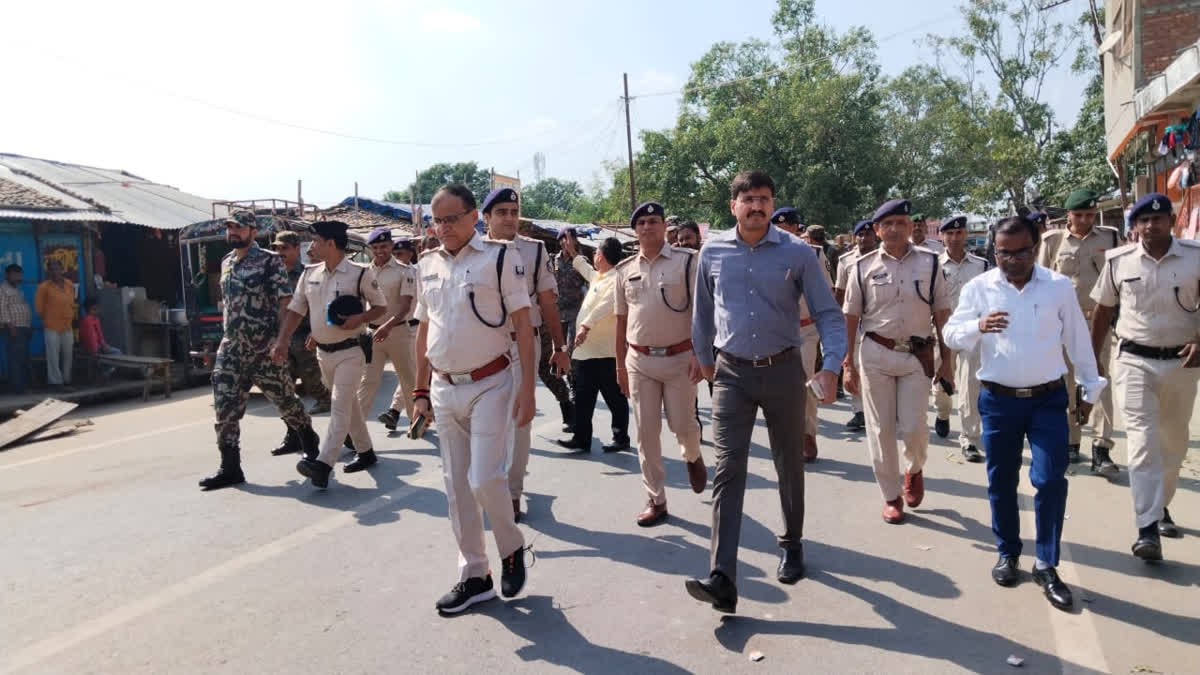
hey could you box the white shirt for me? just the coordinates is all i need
[942,265,1107,403]
[571,256,618,361]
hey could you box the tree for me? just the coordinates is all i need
[520,178,584,220]
[383,162,492,203]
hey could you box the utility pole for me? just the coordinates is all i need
[623,72,636,211]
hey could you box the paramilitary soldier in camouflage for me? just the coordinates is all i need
[199,211,319,491]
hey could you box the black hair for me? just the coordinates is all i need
[84,297,100,310]
[600,237,625,266]
[5,264,21,275]
[433,183,477,211]
[993,216,1040,247]
[730,170,776,199]
[315,220,350,250]
[678,221,701,237]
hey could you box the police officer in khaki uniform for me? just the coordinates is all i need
[835,219,878,432]
[272,220,388,488]
[932,216,989,461]
[1090,193,1200,562]
[479,188,570,522]
[843,199,952,524]
[1036,188,1123,472]
[411,184,535,614]
[356,228,417,434]
[376,238,422,428]
[615,201,705,527]
[771,207,832,462]
[910,213,945,254]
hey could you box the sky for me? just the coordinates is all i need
[1,0,1090,208]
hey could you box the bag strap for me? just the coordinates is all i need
[355,267,366,301]
[857,256,866,315]
[928,255,939,307]
[531,243,542,296]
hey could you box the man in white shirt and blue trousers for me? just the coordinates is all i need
[944,216,1107,612]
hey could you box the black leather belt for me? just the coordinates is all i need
[407,319,419,327]
[981,378,1064,399]
[368,323,382,330]
[1120,340,1185,360]
[316,338,358,353]
[718,347,795,368]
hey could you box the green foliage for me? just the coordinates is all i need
[519,178,584,220]
[384,162,492,203]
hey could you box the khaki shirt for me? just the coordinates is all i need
[399,264,419,322]
[1091,239,1200,348]
[843,245,950,340]
[800,247,834,321]
[939,251,989,310]
[614,243,697,347]
[1037,225,1122,315]
[414,233,531,372]
[487,235,556,328]
[366,257,414,324]
[834,249,860,291]
[913,239,944,255]
[288,257,387,345]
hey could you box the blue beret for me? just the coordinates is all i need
[939,215,968,232]
[326,295,364,326]
[771,207,801,225]
[1023,211,1047,225]
[630,201,664,226]
[852,219,874,235]
[393,238,415,251]
[481,188,519,214]
[312,220,348,239]
[1128,192,1172,221]
[872,198,912,223]
[367,227,392,244]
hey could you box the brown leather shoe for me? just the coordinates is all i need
[803,434,818,463]
[636,499,668,527]
[904,471,925,508]
[882,498,905,524]
[687,457,707,493]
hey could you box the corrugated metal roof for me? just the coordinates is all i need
[0,208,127,223]
[0,154,227,230]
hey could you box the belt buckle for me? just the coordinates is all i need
[647,347,669,357]
[447,371,475,385]
[1014,387,1033,398]
[894,342,911,353]
[753,356,772,368]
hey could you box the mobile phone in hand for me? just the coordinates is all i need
[409,413,428,439]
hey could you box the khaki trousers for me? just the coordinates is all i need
[432,364,524,580]
[858,339,930,502]
[627,349,702,505]
[799,325,820,434]
[507,337,541,500]
[316,346,372,467]
[1066,337,1114,447]
[1113,351,1199,529]
[357,325,417,420]
[934,347,983,450]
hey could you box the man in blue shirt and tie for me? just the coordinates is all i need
[685,170,846,613]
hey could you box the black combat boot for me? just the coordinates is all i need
[199,446,245,491]
[298,425,320,461]
[270,427,299,456]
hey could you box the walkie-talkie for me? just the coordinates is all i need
[938,377,955,396]
[1073,385,1087,425]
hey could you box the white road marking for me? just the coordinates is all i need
[0,402,272,472]
[1016,491,1109,674]
[5,475,440,673]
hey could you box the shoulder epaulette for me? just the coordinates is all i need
[1105,242,1139,260]
[614,255,637,270]
[839,250,857,262]
[966,253,987,265]
[1176,238,1200,249]
[1042,228,1065,240]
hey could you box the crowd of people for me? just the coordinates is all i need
[197,172,1199,618]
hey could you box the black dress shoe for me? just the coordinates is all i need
[297,458,333,488]
[603,438,631,453]
[554,438,589,452]
[685,571,737,613]
[845,411,865,431]
[1158,509,1180,539]
[1066,444,1080,464]
[1090,444,1118,477]
[1132,526,1163,561]
[962,445,983,463]
[344,435,355,451]
[777,547,805,584]
[991,555,1019,586]
[344,449,377,473]
[1031,565,1073,611]
[934,417,950,438]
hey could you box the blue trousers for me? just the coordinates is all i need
[979,385,1070,566]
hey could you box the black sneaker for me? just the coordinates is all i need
[845,412,865,431]
[501,546,531,598]
[435,575,496,614]
[378,409,400,431]
[1090,444,1118,477]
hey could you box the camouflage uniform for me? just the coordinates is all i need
[285,260,330,405]
[213,242,311,452]
[551,250,587,399]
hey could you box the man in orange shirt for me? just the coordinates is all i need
[35,260,76,387]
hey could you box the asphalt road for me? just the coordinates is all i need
[3,372,1198,674]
